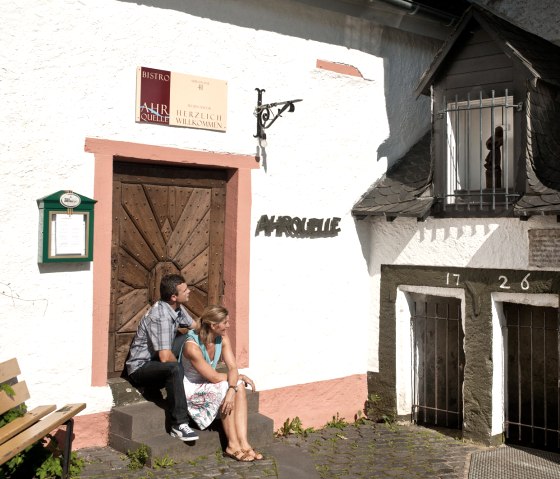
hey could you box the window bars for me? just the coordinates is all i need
[503,303,560,451]
[442,89,522,211]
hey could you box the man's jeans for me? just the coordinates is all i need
[129,361,188,427]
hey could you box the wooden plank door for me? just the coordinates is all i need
[108,160,226,378]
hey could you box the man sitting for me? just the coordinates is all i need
[126,273,198,442]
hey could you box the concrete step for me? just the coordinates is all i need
[109,389,274,464]
[110,411,273,465]
[107,377,147,407]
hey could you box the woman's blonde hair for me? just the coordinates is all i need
[197,305,229,345]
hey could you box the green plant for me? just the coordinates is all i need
[0,403,26,428]
[0,403,83,479]
[152,453,175,469]
[126,444,150,470]
[316,463,330,478]
[382,412,396,424]
[0,433,84,479]
[353,410,367,426]
[275,417,314,437]
[365,392,387,422]
[382,412,398,431]
[188,454,208,466]
[325,413,348,430]
[0,383,15,397]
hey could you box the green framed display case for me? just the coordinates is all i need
[37,191,96,263]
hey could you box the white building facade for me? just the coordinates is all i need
[1,0,445,448]
[356,0,560,448]
[2,0,558,451]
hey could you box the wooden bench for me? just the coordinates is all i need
[0,358,86,478]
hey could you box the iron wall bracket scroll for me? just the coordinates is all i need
[254,88,302,146]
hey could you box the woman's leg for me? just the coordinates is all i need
[221,407,241,450]
[232,385,250,450]
[221,385,263,460]
[221,410,254,461]
[232,386,263,459]
[220,388,253,461]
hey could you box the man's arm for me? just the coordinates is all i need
[158,349,177,363]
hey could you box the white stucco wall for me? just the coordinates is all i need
[0,0,439,417]
[367,215,560,372]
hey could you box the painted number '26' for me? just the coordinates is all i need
[498,273,531,290]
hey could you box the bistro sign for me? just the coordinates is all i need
[255,214,341,238]
[135,66,228,132]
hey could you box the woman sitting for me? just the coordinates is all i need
[180,305,263,462]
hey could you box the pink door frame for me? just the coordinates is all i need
[85,138,259,386]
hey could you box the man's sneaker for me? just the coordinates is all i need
[170,423,199,442]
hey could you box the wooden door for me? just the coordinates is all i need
[411,294,464,429]
[108,160,226,378]
[504,302,559,451]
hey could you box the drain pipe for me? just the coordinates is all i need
[373,0,460,26]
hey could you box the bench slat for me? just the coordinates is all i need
[0,405,56,446]
[0,381,29,416]
[0,359,20,384]
[0,403,86,465]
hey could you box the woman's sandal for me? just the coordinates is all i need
[242,448,264,460]
[223,450,255,462]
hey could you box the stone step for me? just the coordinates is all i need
[109,412,273,465]
[109,389,274,464]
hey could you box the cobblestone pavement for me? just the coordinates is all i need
[77,446,278,479]
[77,421,488,478]
[280,421,484,479]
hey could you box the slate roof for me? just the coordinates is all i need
[352,133,433,219]
[515,79,560,215]
[354,4,560,219]
[416,4,560,97]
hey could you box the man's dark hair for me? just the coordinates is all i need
[160,274,186,301]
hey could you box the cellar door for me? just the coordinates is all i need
[410,294,465,430]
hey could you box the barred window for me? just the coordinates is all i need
[443,90,521,211]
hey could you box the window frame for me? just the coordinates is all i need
[432,84,524,218]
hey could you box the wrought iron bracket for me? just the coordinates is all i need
[254,88,302,146]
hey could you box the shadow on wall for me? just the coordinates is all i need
[466,221,526,269]
[354,217,418,277]
[415,220,505,268]
[354,217,519,277]
[376,27,440,169]
[416,221,496,243]
[119,0,440,171]
[354,218,373,275]
[117,0,380,49]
